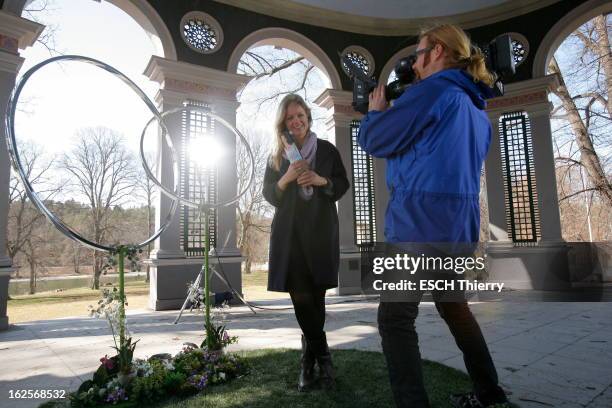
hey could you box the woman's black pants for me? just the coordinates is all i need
[286,230,328,342]
[289,290,326,342]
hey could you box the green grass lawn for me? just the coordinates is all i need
[7,281,151,322]
[7,271,280,323]
[149,349,472,408]
[241,269,269,287]
[8,280,149,306]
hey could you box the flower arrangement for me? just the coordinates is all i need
[201,300,238,351]
[36,235,247,408]
[51,344,248,407]
[88,286,137,375]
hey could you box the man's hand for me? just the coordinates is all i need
[369,83,389,112]
[297,170,327,187]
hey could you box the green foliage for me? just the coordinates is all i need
[163,371,187,395]
[128,360,166,402]
[68,384,101,407]
[201,321,238,351]
[102,246,143,274]
[114,336,138,374]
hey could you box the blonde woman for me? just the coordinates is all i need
[262,94,349,391]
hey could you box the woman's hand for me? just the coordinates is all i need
[297,169,327,187]
[277,159,309,191]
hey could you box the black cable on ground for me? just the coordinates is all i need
[212,247,377,312]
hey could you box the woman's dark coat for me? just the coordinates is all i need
[263,139,350,292]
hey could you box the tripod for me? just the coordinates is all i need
[174,206,255,325]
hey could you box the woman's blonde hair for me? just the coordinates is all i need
[419,24,496,87]
[270,94,312,171]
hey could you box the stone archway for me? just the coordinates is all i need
[532,0,612,77]
[227,27,341,90]
[2,0,177,60]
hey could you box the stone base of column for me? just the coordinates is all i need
[486,241,571,290]
[146,257,242,311]
[149,249,185,259]
[333,250,362,295]
[0,267,13,331]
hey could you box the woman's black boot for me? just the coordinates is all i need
[298,335,316,391]
[313,333,335,390]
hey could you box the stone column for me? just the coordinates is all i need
[150,88,185,260]
[0,11,44,330]
[143,56,250,309]
[525,102,563,243]
[314,89,366,295]
[485,75,569,289]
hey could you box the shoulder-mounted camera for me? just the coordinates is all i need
[342,34,516,114]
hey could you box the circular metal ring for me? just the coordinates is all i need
[140,106,255,210]
[5,55,179,253]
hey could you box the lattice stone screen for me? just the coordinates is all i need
[498,111,540,244]
[350,119,377,246]
[180,101,218,256]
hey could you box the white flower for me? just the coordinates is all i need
[132,359,153,377]
[161,360,175,371]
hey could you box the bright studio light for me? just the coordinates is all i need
[189,136,224,168]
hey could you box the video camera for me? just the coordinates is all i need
[342,35,516,114]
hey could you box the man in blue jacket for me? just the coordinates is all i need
[358,24,509,408]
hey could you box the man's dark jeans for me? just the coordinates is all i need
[378,292,506,408]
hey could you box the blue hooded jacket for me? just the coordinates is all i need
[358,69,494,243]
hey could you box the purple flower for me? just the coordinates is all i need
[223,332,229,341]
[105,387,127,404]
[188,374,208,391]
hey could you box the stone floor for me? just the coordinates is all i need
[1,296,611,408]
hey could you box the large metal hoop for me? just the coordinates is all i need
[5,55,179,253]
[140,106,255,210]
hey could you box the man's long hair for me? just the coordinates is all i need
[270,94,312,171]
[419,24,496,87]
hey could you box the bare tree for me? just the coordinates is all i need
[238,46,326,118]
[61,127,137,289]
[22,0,61,55]
[236,132,272,274]
[7,143,60,293]
[549,14,611,240]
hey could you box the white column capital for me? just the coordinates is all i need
[314,88,362,130]
[314,88,353,109]
[144,56,251,104]
[0,11,44,51]
[525,101,554,118]
[486,74,559,116]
